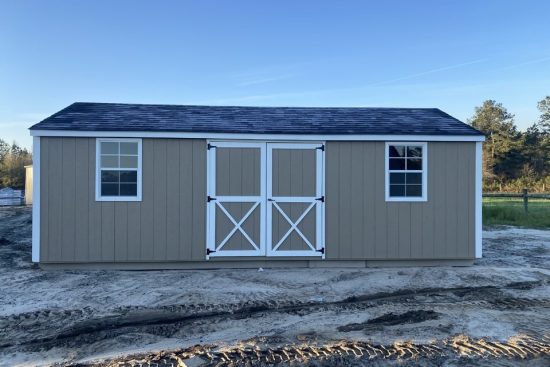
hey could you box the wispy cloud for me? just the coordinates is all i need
[228,62,309,87]
[366,59,488,87]
[237,73,297,87]
[203,59,491,104]
[199,89,331,105]
[491,56,550,72]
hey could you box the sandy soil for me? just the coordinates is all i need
[0,206,548,366]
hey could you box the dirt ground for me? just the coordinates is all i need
[0,206,548,367]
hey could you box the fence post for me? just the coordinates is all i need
[523,189,529,213]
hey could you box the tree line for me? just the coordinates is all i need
[0,139,32,190]
[469,96,550,192]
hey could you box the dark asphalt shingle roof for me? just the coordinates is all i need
[30,102,483,136]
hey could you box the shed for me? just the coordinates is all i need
[25,165,33,205]
[29,102,484,269]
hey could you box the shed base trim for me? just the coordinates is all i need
[39,259,474,270]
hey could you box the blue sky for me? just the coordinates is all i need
[1,0,549,149]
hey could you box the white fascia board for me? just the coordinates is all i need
[32,136,40,262]
[30,130,486,142]
[475,141,483,258]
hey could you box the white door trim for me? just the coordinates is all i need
[266,142,325,258]
[206,141,266,258]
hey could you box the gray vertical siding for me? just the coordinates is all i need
[40,138,475,263]
[40,137,206,263]
[325,141,476,260]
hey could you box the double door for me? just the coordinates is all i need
[206,141,325,258]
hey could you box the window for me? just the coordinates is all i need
[96,139,142,201]
[385,142,427,201]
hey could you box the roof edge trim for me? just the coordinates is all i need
[30,130,485,142]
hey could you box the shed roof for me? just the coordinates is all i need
[30,102,483,136]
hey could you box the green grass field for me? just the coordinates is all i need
[483,197,550,228]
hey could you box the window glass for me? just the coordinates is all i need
[406,185,422,197]
[98,140,140,199]
[120,155,138,168]
[120,183,137,196]
[406,173,422,184]
[101,155,118,168]
[407,146,422,157]
[101,142,118,154]
[120,142,138,155]
[389,145,405,157]
[101,183,119,196]
[120,171,137,183]
[390,185,405,197]
[101,171,119,183]
[407,158,422,170]
[387,144,425,200]
[390,172,405,184]
[389,158,405,170]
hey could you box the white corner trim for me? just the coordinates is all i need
[30,130,486,142]
[384,142,428,202]
[32,136,40,262]
[475,141,483,258]
[95,138,143,202]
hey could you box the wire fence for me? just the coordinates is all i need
[482,192,549,227]
[483,189,550,213]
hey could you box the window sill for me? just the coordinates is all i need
[95,196,142,202]
[385,197,427,202]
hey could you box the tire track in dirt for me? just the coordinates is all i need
[1,281,548,352]
[84,334,550,366]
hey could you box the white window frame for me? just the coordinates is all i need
[385,142,428,202]
[95,138,142,202]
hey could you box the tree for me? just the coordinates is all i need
[0,139,9,162]
[468,100,520,187]
[537,96,550,133]
[0,139,32,189]
[529,96,550,177]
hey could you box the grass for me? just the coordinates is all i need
[483,197,550,228]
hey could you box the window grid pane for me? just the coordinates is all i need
[120,142,138,155]
[101,155,119,168]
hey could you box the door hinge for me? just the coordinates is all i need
[207,248,216,255]
[207,195,217,202]
[316,247,325,254]
[315,196,325,202]
[207,143,217,150]
[316,145,325,151]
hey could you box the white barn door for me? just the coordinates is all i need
[206,141,266,257]
[266,143,325,257]
[207,141,324,258]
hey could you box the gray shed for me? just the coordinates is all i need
[29,102,485,269]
